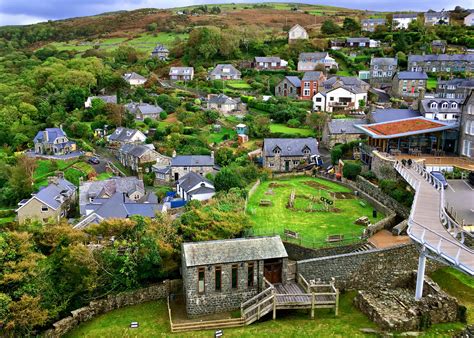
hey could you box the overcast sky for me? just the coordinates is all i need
[0,0,470,26]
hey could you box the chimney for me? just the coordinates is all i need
[43,130,48,142]
[210,151,214,159]
[48,176,59,185]
[172,150,177,158]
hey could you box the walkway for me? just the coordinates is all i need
[394,162,474,276]
[368,230,411,249]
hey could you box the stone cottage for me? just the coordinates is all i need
[117,143,161,172]
[182,236,288,318]
[262,138,319,172]
[322,118,368,148]
[391,71,428,100]
[207,94,242,115]
[275,76,301,98]
[370,57,397,88]
[33,127,77,156]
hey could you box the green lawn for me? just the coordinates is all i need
[96,172,114,181]
[207,127,237,144]
[336,70,352,76]
[225,80,252,90]
[427,78,438,91]
[270,124,314,137]
[247,176,384,245]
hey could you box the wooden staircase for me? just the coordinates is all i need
[241,285,275,325]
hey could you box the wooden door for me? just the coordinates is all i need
[264,261,282,284]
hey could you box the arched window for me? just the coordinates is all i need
[430,102,438,109]
[451,102,457,109]
[441,102,448,109]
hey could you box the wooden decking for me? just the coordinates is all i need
[394,162,474,275]
[275,283,311,305]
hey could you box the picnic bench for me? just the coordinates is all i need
[284,229,299,239]
[326,234,344,243]
[259,199,272,206]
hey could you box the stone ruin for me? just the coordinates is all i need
[354,273,462,332]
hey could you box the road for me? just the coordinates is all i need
[446,179,474,226]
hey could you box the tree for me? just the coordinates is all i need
[106,104,125,126]
[342,162,362,180]
[6,295,48,335]
[321,20,340,35]
[215,147,235,166]
[147,23,158,31]
[342,18,360,33]
[249,116,270,138]
[9,156,36,201]
[214,167,244,191]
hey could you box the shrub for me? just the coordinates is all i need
[331,147,343,164]
[342,163,361,180]
[287,118,301,128]
[159,111,168,120]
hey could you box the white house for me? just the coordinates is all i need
[298,52,338,71]
[207,94,241,115]
[288,24,308,42]
[122,72,147,86]
[313,86,367,113]
[107,127,147,145]
[84,95,117,108]
[169,67,194,81]
[176,172,215,201]
[464,13,474,27]
[392,13,418,29]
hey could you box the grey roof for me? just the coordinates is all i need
[396,71,428,80]
[178,172,214,194]
[347,37,370,43]
[123,72,146,82]
[393,13,418,19]
[189,186,215,195]
[119,143,156,158]
[362,18,386,24]
[182,236,288,267]
[437,78,474,88]
[171,155,215,167]
[371,109,421,123]
[420,98,463,113]
[208,94,238,105]
[108,127,144,143]
[88,95,117,104]
[22,178,76,211]
[169,67,194,76]
[152,165,171,174]
[263,138,319,157]
[328,119,368,135]
[431,40,447,46]
[370,57,397,67]
[284,76,301,88]
[125,102,163,116]
[33,128,68,144]
[255,56,281,63]
[408,54,474,62]
[152,44,169,53]
[209,64,241,77]
[299,52,329,61]
[324,76,367,88]
[302,71,323,81]
[424,12,449,19]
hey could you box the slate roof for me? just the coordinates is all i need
[208,94,238,105]
[396,71,428,80]
[437,78,474,88]
[323,76,367,88]
[209,64,241,77]
[123,72,146,82]
[125,102,163,116]
[182,236,288,267]
[302,71,323,81]
[327,119,367,135]
[371,109,421,123]
[33,128,68,144]
[152,165,171,174]
[393,13,418,19]
[347,37,370,43]
[88,95,117,104]
[255,56,281,63]
[362,18,386,24]
[19,178,76,211]
[119,143,156,158]
[263,138,319,157]
[178,172,214,194]
[284,76,302,88]
[152,44,169,53]
[169,67,194,75]
[171,155,215,167]
[408,54,474,62]
[299,52,329,61]
[420,98,463,113]
[370,57,397,67]
[108,127,144,143]
[424,12,449,19]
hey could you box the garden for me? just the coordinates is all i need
[246,176,384,246]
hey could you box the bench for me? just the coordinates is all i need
[259,199,272,206]
[284,229,299,239]
[326,234,344,243]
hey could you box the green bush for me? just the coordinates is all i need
[287,118,301,128]
[342,163,361,180]
[331,147,343,164]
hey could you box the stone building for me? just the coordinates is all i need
[361,18,386,32]
[117,144,161,172]
[151,44,169,60]
[153,153,219,182]
[436,78,474,100]
[262,138,319,172]
[182,236,288,318]
[275,76,301,98]
[391,71,428,100]
[33,127,77,156]
[288,24,308,43]
[298,52,338,72]
[322,118,367,148]
[408,54,474,74]
[460,90,474,158]
[206,94,242,115]
[369,57,397,88]
[107,127,147,147]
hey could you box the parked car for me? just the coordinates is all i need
[430,171,448,189]
[468,171,474,187]
[87,157,100,165]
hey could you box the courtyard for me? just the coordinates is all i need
[246,176,385,246]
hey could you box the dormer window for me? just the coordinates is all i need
[430,102,438,109]
[303,147,311,155]
[273,147,281,155]
[441,102,448,109]
[126,131,133,137]
[451,102,457,109]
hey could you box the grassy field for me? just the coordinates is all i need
[247,176,384,244]
[427,78,438,91]
[207,127,237,144]
[269,124,314,137]
[225,80,252,90]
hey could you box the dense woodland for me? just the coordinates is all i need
[0,3,473,334]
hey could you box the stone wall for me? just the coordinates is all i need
[284,241,366,261]
[364,213,399,238]
[370,151,398,180]
[44,280,181,338]
[356,175,410,218]
[297,244,441,291]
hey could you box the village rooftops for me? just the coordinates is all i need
[372,108,421,123]
[209,64,241,77]
[393,13,418,19]
[356,117,456,139]
[408,54,474,62]
[362,18,386,24]
[396,71,428,80]
[420,98,463,113]
[254,56,282,63]
[125,102,163,116]
[302,71,323,81]
[370,57,397,67]
[119,143,156,158]
[169,67,193,75]
[347,37,370,43]
[122,72,146,82]
[298,52,329,61]
[108,127,145,143]
[328,119,367,134]
[33,128,68,144]
[17,178,76,212]
[208,94,238,105]
[177,172,215,196]
[171,155,215,167]
[263,138,319,157]
[438,78,474,88]
[87,95,117,104]
[284,76,302,88]
[182,236,288,267]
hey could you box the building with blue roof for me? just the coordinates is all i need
[33,128,77,156]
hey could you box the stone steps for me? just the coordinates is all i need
[352,242,376,253]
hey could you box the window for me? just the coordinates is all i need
[273,147,281,155]
[430,102,438,109]
[198,267,205,293]
[41,206,48,212]
[451,102,457,109]
[373,65,378,70]
[304,82,310,88]
[247,262,254,288]
[466,121,471,134]
[231,264,238,289]
[293,160,299,165]
[303,89,310,96]
[387,71,392,76]
[316,97,322,102]
[441,102,448,109]
[269,162,275,168]
[215,266,222,291]
[330,97,334,101]
[463,140,472,157]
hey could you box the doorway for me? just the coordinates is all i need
[264,259,282,284]
[285,160,290,172]
[174,172,179,181]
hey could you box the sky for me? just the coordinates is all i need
[0,0,471,26]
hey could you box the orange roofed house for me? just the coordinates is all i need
[356,117,459,165]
